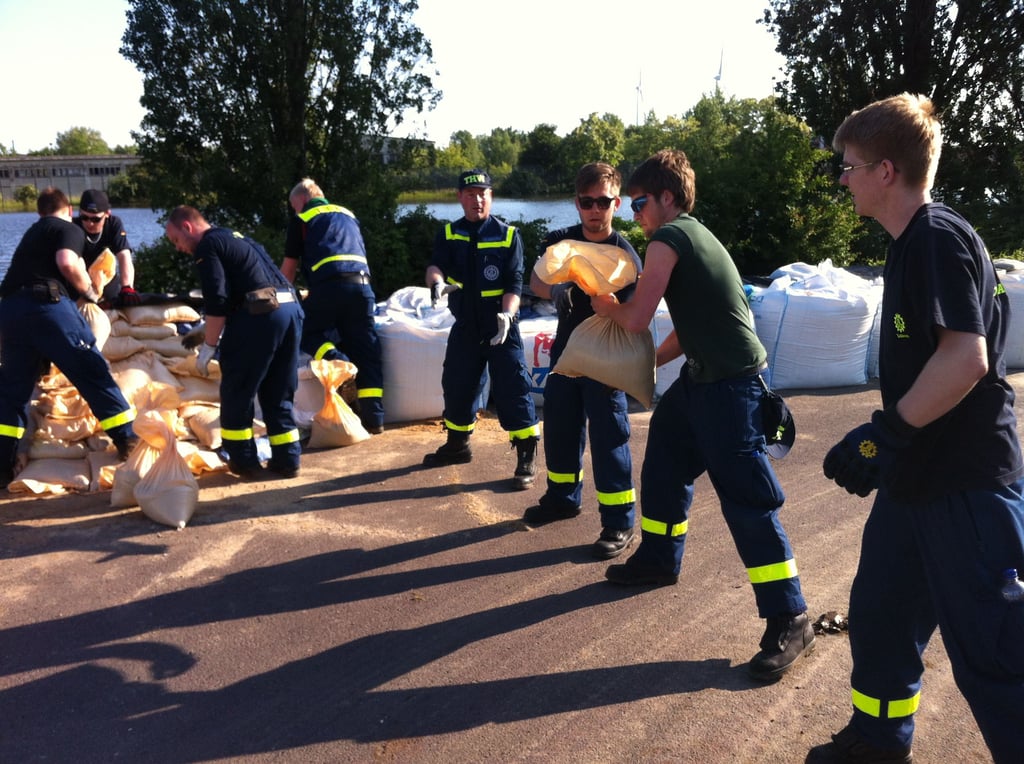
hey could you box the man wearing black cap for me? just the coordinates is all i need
[74,189,140,306]
[424,170,540,490]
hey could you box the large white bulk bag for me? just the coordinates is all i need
[998,271,1024,369]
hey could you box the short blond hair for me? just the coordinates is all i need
[289,178,324,205]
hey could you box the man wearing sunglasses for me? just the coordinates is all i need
[525,162,641,560]
[592,150,813,683]
[73,189,141,307]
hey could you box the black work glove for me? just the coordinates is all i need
[181,322,207,350]
[551,282,574,320]
[117,286,142,307]
[823,408,918,497]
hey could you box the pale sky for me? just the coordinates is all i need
[0,0,785,153]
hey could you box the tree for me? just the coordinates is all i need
[13,185,38,210]
[557,113,626,185]
[54,127,111,155]
[764,0,1024,255]
[121,0,439,243]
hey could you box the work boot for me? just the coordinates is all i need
[805,724,913,763]
[423,430,472,466]
[592,527,635,559]
[511,435,539,490]
[748,611,815,682]
[605,553,679,586]
[114,435,140,461]
[523,495,582,525]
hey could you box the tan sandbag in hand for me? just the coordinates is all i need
[553,314,656,408]
[533,240,639,296]
[132,409,199,529]
[88,248,117,292]
[307,359,370,448]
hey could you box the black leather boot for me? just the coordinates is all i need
[423,430,472,466]
[511,435,538,490]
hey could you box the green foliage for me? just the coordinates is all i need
[13,185,38,210]
[764,0,1024,258]
[106,164,153,206]
[54,127,111,155]
[132,238,199,295]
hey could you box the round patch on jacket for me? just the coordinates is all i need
[484,265,500,282]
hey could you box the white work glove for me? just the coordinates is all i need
[490,312,513,346]
[196,342,217,377]
[430,281,459,307]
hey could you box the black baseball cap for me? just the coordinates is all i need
[80,189,111,213]
[765,398,796,459]
[458,170,492,190]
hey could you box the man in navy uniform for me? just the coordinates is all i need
[73,189,141,306]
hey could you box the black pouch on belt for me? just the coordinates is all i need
[31,280,63,304]
[245,286,280,314]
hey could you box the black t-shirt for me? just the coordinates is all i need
[73,214,130,267]
[540,225,641,364]
[193,227,291,317]
[0,216,85,297]
[881,203,1024,499]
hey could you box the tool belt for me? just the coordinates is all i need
[26,279,68,304]
[244,287,296,315]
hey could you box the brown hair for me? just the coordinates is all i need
[575,162,621,195]
[166,205,208,229]
[37,187,70,216]
[627,149,696,213]
[833,93,942,189]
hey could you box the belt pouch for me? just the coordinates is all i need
[245,286,280,314]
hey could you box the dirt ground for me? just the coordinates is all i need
[2,377,1014,763]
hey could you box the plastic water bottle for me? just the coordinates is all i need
[1000,568,1024,603]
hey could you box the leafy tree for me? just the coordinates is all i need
[54,127,111,155]
[764,0,1024,255]
[557,113,627,187]
[480,127,524,179]
[13,185,39,210]
[436,131,486,174]
[121,0,439,256]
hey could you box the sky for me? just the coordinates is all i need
[0,0,786,153]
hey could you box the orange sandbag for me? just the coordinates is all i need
[307,359,369,448]
[88,248,116,292]
[131,409,199,528]
[533,240,639,296]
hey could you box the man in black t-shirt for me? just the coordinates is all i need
[73,189,140,306]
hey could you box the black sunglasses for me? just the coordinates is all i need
[80,214,106,223]
[577,195,615,210]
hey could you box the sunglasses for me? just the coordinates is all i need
[80,214,106,223]
[577,195,615,211]
[630,195,650,214]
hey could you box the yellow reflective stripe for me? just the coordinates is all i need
[310,254,368,272]
[99,407,136,432]
[480,289,504,298]
[508,424,540,440]
[444,419,475,433]
[747,558,799,584]
[313,342,336,360]
[268,429,300,446]
[298,204,353,222]
[548,470,582,484]
[0,424,25,439]
[222,427,254,441]
[478,227,516,249]
[851,689,920,719]
[597,488,636,506]
[357,388,382,399]
[641,516,688,537]
[445,223,470,242]
[446,277,463,289]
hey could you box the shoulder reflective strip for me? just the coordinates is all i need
[313,342,337,360]
[268,429,300,446]
[597,488,637,507]
[0,424,25,439]
[222,427,255,441]
[641,517,688,537]
[357,388,382,399]
[852,689,882,718]
[508,424,540,440]
[747,558,799,584]
[480,289,504,298]
[548,470,583,484]
[310,254,368,272]
[478,227,517,249]
[446,277,464,289]
[444,419,475,433]
[99,407,136,432]
[445,223,471,242]
[298,204,352,222]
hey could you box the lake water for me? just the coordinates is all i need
[0,198,637,273]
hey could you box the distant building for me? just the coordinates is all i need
[0,154,141,202]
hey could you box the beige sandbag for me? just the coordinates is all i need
[87,450,121,492]
[80,301,112,351]
[553,314,656,408]
[110,352,186,410]
[111,434,160,508]
[88,248,117,292]
[177,441,228,474]
[184,405,222,449]
[307,359,370,448]
[174,373,221,403]
[123,303,201,326]
[7,458,90,496]
[28,436,90,460]
[141,336,194,358]
[103,334,146,361]
[166,354,221,380]
[533,240,639,296]
[132,409,199,529]
[119,322,178,340]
